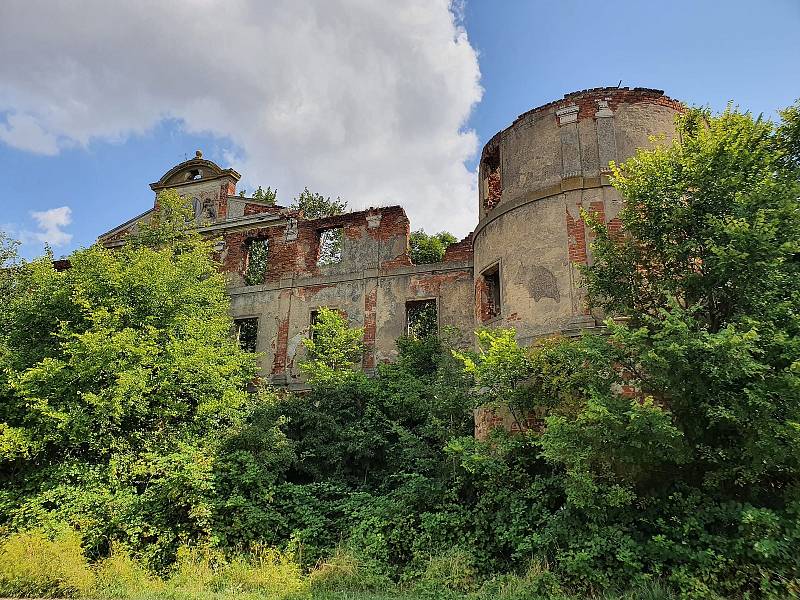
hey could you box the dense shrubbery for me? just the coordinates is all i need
[1,103,799,599]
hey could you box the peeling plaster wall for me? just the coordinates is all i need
[222,205,474,387]
[228,264,474,386]
[474,88,682,342]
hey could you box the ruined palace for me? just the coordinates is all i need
[99,87,684,388]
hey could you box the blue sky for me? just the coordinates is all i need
[1,0,798,258]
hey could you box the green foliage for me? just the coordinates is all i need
[0,528,94,597]
[252,186,278,205]
[292,188,347,219]
[409,230,457,264]
[585,105,800,500]
[405,300,438,339]
[0,190,259,567]
[301,307,365,383]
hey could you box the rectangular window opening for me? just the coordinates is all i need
[244,238,269,286]
[310,309,320,341]
[406,299,438,339]
[317,227,343,266]
[235,317,259,353]
[481,264,501,321]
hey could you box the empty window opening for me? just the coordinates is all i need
[406,299,438,339]
[317,227,343,266]
[481,264,501,321]
[309,307,345,341]
[186,168,202,181]
[310,309,320,340]
[481,145,502,210]
[235,317,258,353]
[243,238,269,286]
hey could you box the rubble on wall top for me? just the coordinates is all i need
[510,86,681,129]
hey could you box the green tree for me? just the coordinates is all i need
[291,188,347,219]
[0,232,20,304]
[252,186,278,205]
[585,104,800,499]
[0,190,259,565]
[238,186,277,205]
[409,230,457,264]
[301,307,364,384]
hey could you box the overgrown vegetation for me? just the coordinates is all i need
[409,229,457,264]
[0,103,799,599]
[292,188,348,219]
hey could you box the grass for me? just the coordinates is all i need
[0,528,679,600]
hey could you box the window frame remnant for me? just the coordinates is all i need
[405,298,438,339]
[234,317,259,353]
[480,263,502,321]
[243,237,269,286]
[316,227,343,266]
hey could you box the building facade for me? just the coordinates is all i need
[99,87,683,388]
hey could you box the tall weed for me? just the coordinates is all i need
[0,528,94,598]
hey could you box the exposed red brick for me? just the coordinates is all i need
[381,255,413,269]
[443,233,473,262]
[512,87,685,128]
[218,182,236,220]
[486,169,502,210]
[608,217,624,242]
[566,206,588,265]
[587,200,606,242]
[344,224,363,241]
[296,284,332,300]
[221,227,273,280]
[474,406,546,440]
[475,277,494,323]
[243,202,278,216]
[410,271,471,297]
[365,206,410,242]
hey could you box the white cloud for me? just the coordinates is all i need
[0,1,483,236]
[30,206,73,247]
[2,206,73,257]
[0,113,60,155]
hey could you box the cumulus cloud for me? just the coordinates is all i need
[3,206,73,253]
[31,207,73,247]
[0,1,483,235]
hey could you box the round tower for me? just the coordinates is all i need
[473,87,684,342]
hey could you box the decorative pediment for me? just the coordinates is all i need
[150,150,241,191]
